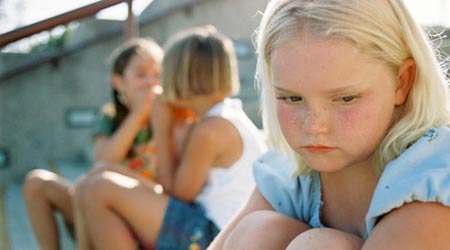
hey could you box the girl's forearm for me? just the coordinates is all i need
[152,99,179,192]
[153,129,177,192]
[94,112,146,163]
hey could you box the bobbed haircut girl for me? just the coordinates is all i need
[255,0,450,176]
[161,25,240,102]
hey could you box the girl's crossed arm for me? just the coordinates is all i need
[363,202,450,249]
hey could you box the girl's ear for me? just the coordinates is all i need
[112,74,123,92]
[395,57,416,106]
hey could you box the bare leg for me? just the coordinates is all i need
[224,210,310,250]
[77,171,169,250]
[22,169,74,250]
[286,228,364,250]
[73,175,94,250]
[74,164,162,250]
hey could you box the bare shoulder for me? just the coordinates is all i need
[191,116,238,144]
[363,201,450,250]
[178,116,240,165]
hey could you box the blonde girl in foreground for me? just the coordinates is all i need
[209,0,450,249]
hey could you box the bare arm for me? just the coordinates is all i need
[208,188,274,250]
[151,97,178,190]
[168,117,234,201]
[157,115,240,202]
[94,88,156,163]
[93,112,147,163]
[363,202,450,250]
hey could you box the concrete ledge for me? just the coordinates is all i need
[1,161,89,250]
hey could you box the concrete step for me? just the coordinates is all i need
[0,162,89,250]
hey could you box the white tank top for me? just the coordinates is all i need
[195,98,267,229]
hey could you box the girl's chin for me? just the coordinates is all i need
[305,161,345,173]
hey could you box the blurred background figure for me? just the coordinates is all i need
[74,25,267,250]
[22,37,164,250]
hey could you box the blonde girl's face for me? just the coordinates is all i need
[271,35,405,173]
[115,54,161,106]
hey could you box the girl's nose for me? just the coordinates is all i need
[302,106,330,135]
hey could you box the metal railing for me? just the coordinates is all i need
[0,0,207,82]
[0,0,135,48]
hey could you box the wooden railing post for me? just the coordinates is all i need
[125,0,136,41]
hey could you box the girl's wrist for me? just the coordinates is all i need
[128,110,150,127]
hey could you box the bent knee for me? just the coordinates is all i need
[224,211,273,249]
[238,210,309,232]
[73,172,108,206]
[224,211,309,250]
[23,169,58,198]
[287,228,363,250]
[75,171,136,206]
[237,210,291,230]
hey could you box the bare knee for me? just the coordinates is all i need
[73,173,109,209]
[286,228,363,250]
[223,211,269,250]
[75,171,136,209]
[224,210,309,250]
[23,169,57,201]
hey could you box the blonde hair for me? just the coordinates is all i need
[161,25,239,102]
[255,0,450,176]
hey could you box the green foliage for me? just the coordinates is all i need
[30,28,70,53]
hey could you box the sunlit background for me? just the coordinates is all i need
[1,0,450,34]
[1,0,450,53]
[0,0,154,33]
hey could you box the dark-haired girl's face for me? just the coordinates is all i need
[115,54,161,107]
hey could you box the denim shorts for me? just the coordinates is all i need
[155,198,220,250]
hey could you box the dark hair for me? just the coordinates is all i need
[108,38,163,130]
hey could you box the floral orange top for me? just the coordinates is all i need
[93,103,157,180]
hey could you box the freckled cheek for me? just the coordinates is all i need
[337,106,386,141]
[276,105,302,138]
[335,111,359,137]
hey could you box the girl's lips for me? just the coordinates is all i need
[304,145,335,153]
